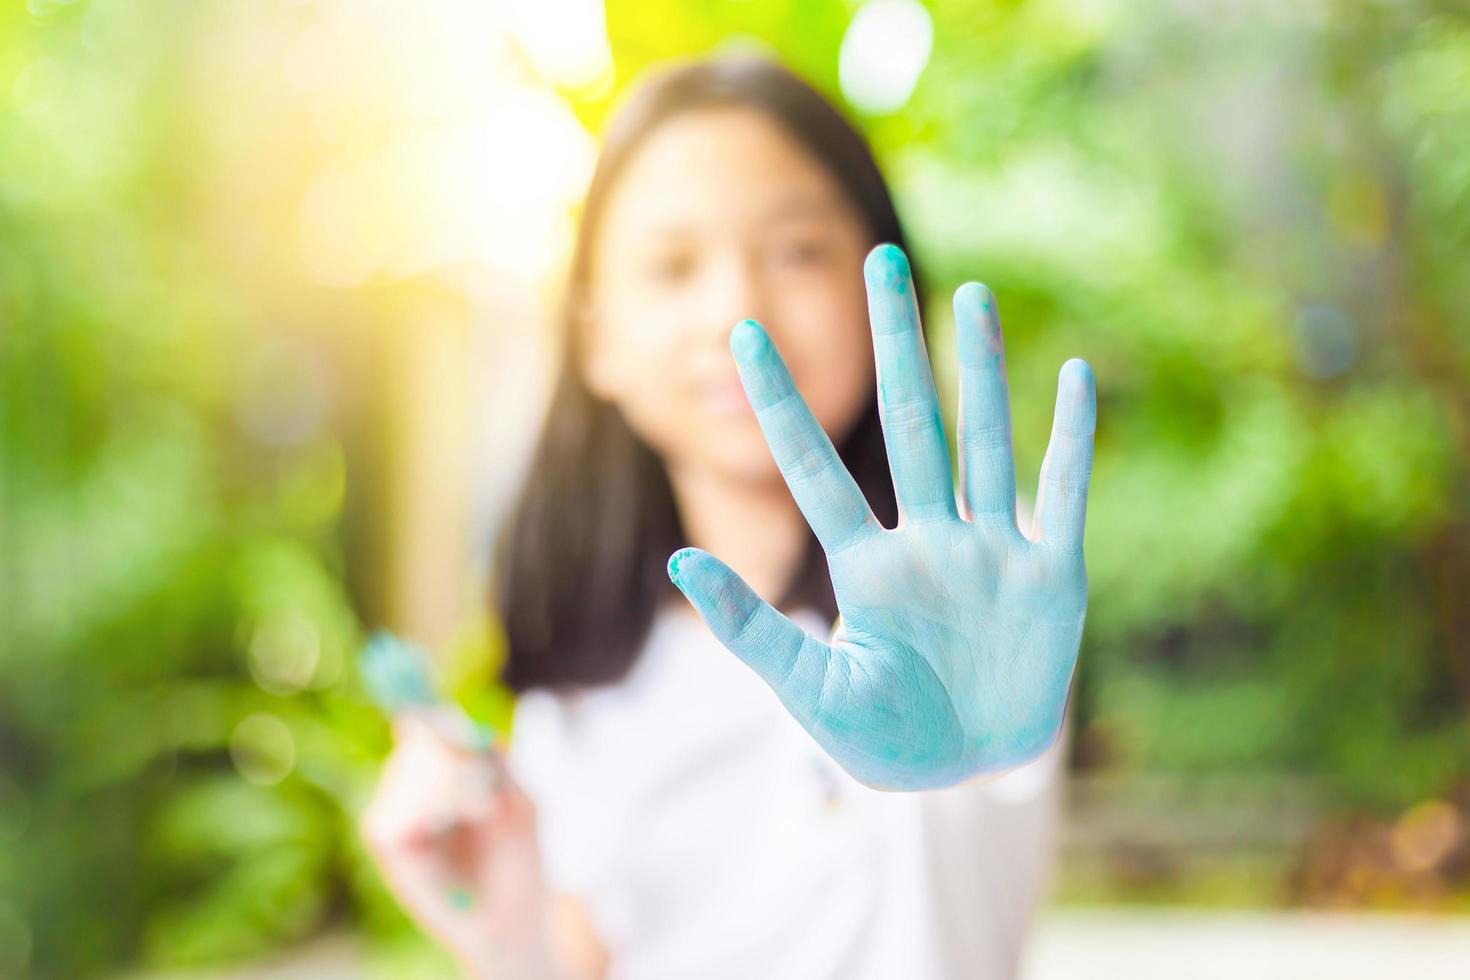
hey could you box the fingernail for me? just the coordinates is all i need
[1061,357,1094,389]
[729,320,766,362]
[863,243,910,290]
[955,281,993,316]
[955,283,1003,358]
[667,547,699,590]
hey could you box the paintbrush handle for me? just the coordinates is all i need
[407,703,496,754]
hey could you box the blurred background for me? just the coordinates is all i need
[2,0,1468,977]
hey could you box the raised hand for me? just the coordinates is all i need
[667,244,1096,791]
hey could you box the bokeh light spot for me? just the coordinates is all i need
[839,0,933,114]
[229,713,297,786]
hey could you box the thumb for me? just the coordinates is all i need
[667,547,830,716]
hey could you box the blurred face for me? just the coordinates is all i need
[580,106,875,485]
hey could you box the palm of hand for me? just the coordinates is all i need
[669,245,1095,791]
[818,522,1084,789]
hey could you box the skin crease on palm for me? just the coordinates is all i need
[581,106,1097,793]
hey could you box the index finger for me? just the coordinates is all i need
[731,319,881,555]
[865,244,957,524]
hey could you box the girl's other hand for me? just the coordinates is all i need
[362,717,566,978]
[668,243,1096,791]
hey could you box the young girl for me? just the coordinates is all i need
[363,54,1095,980]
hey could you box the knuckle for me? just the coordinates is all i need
[1044,465,1090,499]
[726,594,765,647]
[871,311,914,337]
[758,386,802,419]
[785,445,831,481]
[883,396,940,437]
[959,419,1011,454]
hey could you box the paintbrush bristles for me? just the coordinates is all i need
[359,631,439,714]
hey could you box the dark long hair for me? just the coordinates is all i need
[497,54,926,693]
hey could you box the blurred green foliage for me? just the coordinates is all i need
[0,3,394,977]
[3,0,1469,977]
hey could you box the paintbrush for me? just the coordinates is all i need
[359,630,505,910]
[359,630,495,753]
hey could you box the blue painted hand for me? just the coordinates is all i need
[667,244,1096,791]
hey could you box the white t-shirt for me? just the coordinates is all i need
[510,604,1062,980]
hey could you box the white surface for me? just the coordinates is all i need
[126,909,1470,979]
[1023,908,1470,980]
